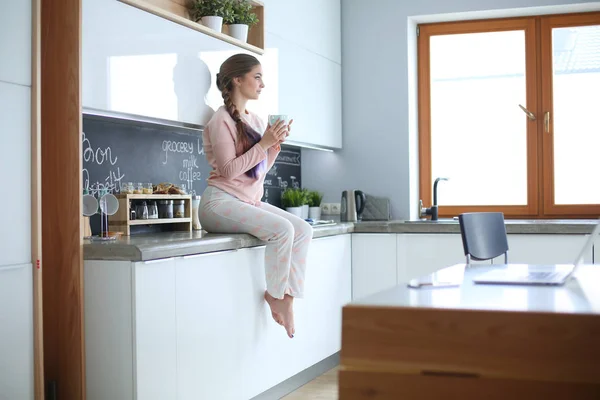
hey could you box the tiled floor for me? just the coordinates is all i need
[281,367,339,400]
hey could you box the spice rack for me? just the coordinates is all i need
[109,194,192,236]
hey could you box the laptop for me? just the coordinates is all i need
[472,220,600,286]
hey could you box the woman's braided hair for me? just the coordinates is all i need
[216,54,264,178]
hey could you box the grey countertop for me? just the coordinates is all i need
[353,219,600,234]
[84,222,355,261]
[84,219,599,261]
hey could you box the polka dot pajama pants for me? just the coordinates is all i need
[199,185,313,299]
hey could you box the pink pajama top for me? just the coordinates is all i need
[203,106,280,206]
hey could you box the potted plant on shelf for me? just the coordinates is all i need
[281,188,304,218]
[307,191,323,221]
[225,0,259,43]
[189,0,233,33]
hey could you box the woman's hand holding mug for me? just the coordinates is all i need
[259,119,288,150]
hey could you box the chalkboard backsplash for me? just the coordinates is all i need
[82,110,301,209]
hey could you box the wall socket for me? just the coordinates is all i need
[330,203,341,214]
[321,203,340,215]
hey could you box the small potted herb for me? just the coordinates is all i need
[281,188,304,218]
[300,188,310,219]
[189,0,233,32]
[307,191,323,220]
[226,0,259,43]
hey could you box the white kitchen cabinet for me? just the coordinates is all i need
[175,248,246,400]
[396,234,467,283]
[264,0,341,64]
[0,81,31,267]
[351,234,397,300]
[85,235,351,400]
[175,235,351,400]
[0,0,31,86]
[134,259,177,400]
[85,258,177,400]
[0,263,33,400]
[269,33,342,149]
[395,233,594,284]
[82,0,342,150]
[507,234,592,264]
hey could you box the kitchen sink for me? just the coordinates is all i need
[403,218,458,223]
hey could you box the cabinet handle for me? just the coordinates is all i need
[181,249,238,260]
[143,257,175,264]
[0,264,27,272]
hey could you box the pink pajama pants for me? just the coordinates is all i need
[198,185,313,299]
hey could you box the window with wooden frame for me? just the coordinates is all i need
[418,12,600,219]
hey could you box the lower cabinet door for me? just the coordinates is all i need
[351,234,397,300]
[507,234,592,264]
[134,258,177,400]
[175,235,352,400]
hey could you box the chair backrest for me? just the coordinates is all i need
[458,212,509,262]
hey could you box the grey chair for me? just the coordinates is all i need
[458,212,509,266]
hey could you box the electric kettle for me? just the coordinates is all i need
[340,190,366,222]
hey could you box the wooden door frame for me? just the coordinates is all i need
[32,0,44,398]
[40,0,85,398]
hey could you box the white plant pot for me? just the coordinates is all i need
[201,16,223,32]
[309,207,321,221]
[286,207,303,218]
[301,205,309,219]
[228,23,249,42]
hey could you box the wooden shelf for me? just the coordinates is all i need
[128,217,191,226]
[117,193,190,200]
[119,0,265,55]
[109,194,193,235]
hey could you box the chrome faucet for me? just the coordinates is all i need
[419,177,449,221]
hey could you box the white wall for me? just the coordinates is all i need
[0,0,34,398]
[302,0,600,219]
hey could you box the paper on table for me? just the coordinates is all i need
[407,264,465,289]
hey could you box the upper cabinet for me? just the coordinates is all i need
[263,0,341,64]
[82,0,341,149]
[268,33,342,149]
[0,1,32,86]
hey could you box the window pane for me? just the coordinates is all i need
[552,25,600,205]
[430,31,528,206]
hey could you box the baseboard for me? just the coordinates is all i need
[250,352,340,400]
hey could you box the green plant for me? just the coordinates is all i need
[189,0,234,22]
[281,188,305,208]
[227,0,259,26]
[307,191,323,208]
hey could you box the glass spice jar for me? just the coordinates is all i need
[173,199,185,218]
[148,200,158,219]
[158,200,174,219]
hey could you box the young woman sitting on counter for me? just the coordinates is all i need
[198,54,313,339]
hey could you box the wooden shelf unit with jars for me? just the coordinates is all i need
[118,0,265,55]
[109,194,192,236]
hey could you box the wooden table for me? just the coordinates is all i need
[340,264,600,399]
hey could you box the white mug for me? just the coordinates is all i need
[268,114,290,126]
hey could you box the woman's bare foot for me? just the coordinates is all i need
[264,291,295,338]
[264,291,284,326]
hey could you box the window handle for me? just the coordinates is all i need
[518,104,536,121]
[544,111,551,133]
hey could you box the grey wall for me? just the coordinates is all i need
[302,0,600,220]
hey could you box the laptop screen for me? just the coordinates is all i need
[573,219,600,267]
